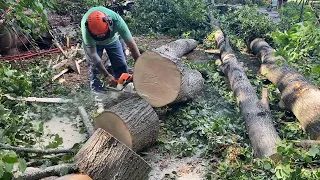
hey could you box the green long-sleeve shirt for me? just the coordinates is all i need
[81,6,133,47]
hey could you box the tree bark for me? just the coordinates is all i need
[215,29,280,158]
[78,106,94,137]
[75,128,152,180]
[250,38,320,140]
[133,39,205,107]
[17,164,77,180]
[94,96,160,152]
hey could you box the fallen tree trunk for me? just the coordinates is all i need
[250,38,320,140]
[75,128,152,180]
[133,39,205,107]
[215,29,280,158]
[94,96,159,152]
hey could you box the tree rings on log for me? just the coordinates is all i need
[93,96,160,152]
[133,39,204,107]
[55,174,92,180]
[75,128,152,180]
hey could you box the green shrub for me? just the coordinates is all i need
[218,5,277,50]
[129,0,209,40]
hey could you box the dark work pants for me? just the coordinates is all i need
[85,39,129,92]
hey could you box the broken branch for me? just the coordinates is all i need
[0,143,73,154]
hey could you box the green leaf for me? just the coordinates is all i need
[18,159,27,172]
[312,65,320,74]
[263,162,272,170]
[2,151,18,164]
[0,160,4,177]
[4,70,15,77]
[308,145,320,157]
[164,144,171,150]
[4,163,14,172]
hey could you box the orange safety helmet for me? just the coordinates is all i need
[85,11,112,37]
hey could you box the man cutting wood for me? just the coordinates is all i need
[81,6,140,92]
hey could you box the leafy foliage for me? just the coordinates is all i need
[0,0,56,36]
[271,5,320,86]
[0,150,27,180]
[129,0,210,41]
[218,5,277,50]
[0,62,71,178]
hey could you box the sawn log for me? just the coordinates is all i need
[94,96,160,152]
[133,39,205,107]
[75,128,152,180]
[250,38,320,140]
[215,29,280,158]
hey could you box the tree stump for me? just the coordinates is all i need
[75,128,152,180]
[133,39,205,107]
[94,96,160,152]
[250,38,320,140]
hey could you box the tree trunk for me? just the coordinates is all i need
[133,39,205,107]
[75,128,152,180]
[93,96,160,152]
[250,38,320,140]
[215,29,280,158]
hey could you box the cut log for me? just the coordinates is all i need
[214,29,280,158]
[133,39,205,107]
[250,38,320,140]
[75,128,152,180]
[55,174,92,180]
[93,96,159,152]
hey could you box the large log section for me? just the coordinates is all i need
[250,38,320,140]
[133,39,205,107]
[215,29,280,158]
[94,96,160,152]
[75,128,152,180]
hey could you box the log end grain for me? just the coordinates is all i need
[75,128,152,180]
[94,112,133,149]
[94,97,160,152]
[133,51,182,107]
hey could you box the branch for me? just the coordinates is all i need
[293,140,320,148]
[78,106,94,137]
[0,143,73,154]
[16,164,77,180]
[261,87,270,110]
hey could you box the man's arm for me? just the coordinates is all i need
[115,15,141,61]
[85,46,112,77]
[125,38,140,61]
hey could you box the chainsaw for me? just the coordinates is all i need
[116,73,133,91]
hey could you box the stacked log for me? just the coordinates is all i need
[250,38,320,140]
